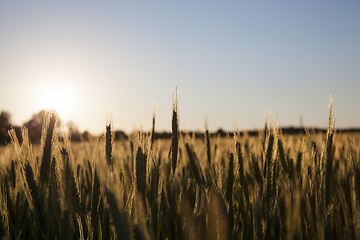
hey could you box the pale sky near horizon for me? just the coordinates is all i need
[0,1,359,134]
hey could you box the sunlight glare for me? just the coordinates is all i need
[38,80,77,122]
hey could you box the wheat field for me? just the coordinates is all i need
[0,97,360,240]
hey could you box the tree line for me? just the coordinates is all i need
[0,110,93,145]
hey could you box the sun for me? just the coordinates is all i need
[38,81,75,121]
[43,87,68,111]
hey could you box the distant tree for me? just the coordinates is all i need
[114,130,128,141]
[24,110,61,143]
[82,131,91,141]
[216,128,226,137]
[67,121,82,142]
[0,111,12,144]
[24,110,46,143]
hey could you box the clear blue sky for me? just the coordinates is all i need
[0,1,359,134]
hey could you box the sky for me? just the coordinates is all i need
[0,1,359,134]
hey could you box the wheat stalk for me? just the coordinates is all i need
[105,124,113,167]
[105,188,130,240]
[171,86,179,176]
[23,160,48,239]
[40,111,56,185]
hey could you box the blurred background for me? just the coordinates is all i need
[0,1,359,138]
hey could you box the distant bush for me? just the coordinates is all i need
[0,111,12,144]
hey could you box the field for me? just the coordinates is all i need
[0,100,360,240]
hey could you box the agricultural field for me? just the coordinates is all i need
[0,101,360,240]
